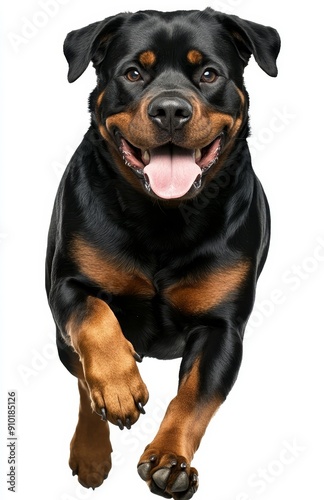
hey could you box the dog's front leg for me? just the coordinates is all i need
[67,295,149,427]
[137,323,243,499]
[50,283,149,488]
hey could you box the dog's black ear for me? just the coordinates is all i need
[216,11,280,76]
[64,13,129,83]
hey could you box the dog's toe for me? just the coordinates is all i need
[170,471,189,493]
[152,468,171,489]
[138,450,199,499]
[137,462,152,480]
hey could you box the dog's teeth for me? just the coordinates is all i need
[144,174,151,192]
[193,174,202,189]
[195,149,202,162]
[142,150,150,164]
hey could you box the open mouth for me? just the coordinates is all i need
[119,134,224,199]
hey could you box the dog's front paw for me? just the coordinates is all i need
[83,345,149,430]
[138,450,199,499]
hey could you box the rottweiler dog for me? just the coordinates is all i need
[46,8,280,499]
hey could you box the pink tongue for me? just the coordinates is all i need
[143,145,201,199]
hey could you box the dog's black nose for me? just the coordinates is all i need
[148,96,192,133]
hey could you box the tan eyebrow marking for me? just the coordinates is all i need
[139,51,156,67]
[187,50,203,65]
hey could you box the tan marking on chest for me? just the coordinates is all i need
[165,261,250,314]
[71,237,155,297]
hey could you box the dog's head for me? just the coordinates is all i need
[64,9,280,201]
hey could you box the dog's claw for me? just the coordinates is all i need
[134,352,143,362]
[100,408,107,421]
[72,470,77,476]
[125,418,131,430]
[116,418,124,430]
[137,401,146,414]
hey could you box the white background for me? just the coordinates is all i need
[1,1,323,499]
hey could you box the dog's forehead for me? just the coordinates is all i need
[114,11,232,65]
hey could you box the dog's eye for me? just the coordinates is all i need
[125,69,143,82]
[200,69,218,84]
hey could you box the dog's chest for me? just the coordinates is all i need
[72,236,248,316]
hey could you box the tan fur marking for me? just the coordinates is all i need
[157,359,222,459]
[98,118,146,192]
[229,115,243,138]
[97,90,105,108]
[139,50,156,67]
[187,50,203,65]
[226,86,245,139]
[67,296,125,355]
[235,86,245,108]
[166,261,250,314]
[67,297,149,425]
[69,378,112,488]
[139,358,223,463]
[210,111,235,134]
[99,100,158,191]
[183,96,235,149]
[98,123,111,142]
[71,236,155,297]
[105,98,158,149]
[106,111,132,135]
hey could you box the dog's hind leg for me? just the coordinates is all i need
[69,378,112,489]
